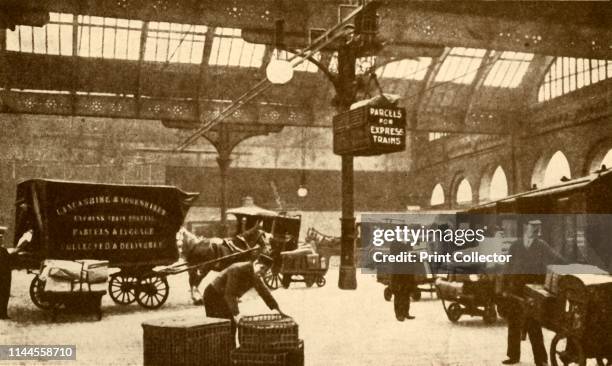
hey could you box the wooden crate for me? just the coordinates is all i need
[142,316,232,366]
[523,284,563,330]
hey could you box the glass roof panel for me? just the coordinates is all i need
[375,58,432,80]
[145,22,207,64]
[484,52,534,88]
[435,47,486,84]
[538,57,612,102]
[6,13,73,56]
[208,27,265,68]
[77,15,142,60]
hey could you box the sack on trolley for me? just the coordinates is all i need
[40,259,109,292]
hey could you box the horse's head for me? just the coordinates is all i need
[236,221,272,255]
[176,226,202,258]
[258,231,273,255]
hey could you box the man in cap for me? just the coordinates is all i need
[502,219,566,366]
[203,254,285,345]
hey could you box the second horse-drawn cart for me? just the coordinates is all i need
[10,179,199,317]
[224,207,330,290]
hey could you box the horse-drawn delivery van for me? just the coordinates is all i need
[10,179,198,316]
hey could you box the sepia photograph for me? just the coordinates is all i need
[0,1,611,365]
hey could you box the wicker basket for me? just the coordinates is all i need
[238,314,299,350]
[142,316,232,366]
[231,350,286,366]
[231,340,304,366]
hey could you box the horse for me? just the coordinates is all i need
[176,223,272,305]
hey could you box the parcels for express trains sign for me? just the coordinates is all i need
[333,105,406,156]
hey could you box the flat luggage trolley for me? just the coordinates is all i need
[10,179,199,314]
[539,274,612,366]
[435,271,498,324]
[279,250,329,289]
[263,224,331,290]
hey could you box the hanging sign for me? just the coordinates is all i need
[333,105,406,156]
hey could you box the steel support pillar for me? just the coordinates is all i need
[216,152,232,237]
[337,46,357,290]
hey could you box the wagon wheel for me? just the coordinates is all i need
[483,303,497,324]
[29,276,53,310]
[108,274,138,305]
[136,274,169,309]
[550,333,585,366]
[263,269,282,290]
[281,275,292,289]
[316,276,326,287]
[447,302,463,323]
[304,275,315,288]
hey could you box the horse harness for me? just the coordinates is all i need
[224,236,249,254]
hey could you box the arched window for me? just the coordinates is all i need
[586,144,612,174]
[489,166,509,200]
[600,149,612,169]
[543,151,571,187]
[430,184,445,206]
[456,179,473,204]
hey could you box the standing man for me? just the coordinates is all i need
[502,220,565,365]
[389,240,416,321]
[203,254,285,346]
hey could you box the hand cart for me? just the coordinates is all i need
[32,260,108,321]
[546,274,612,366]
[435,272,498,324]
[279,251,329,289]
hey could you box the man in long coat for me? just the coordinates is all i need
[389,240,416,321]
[503,220,565,365]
